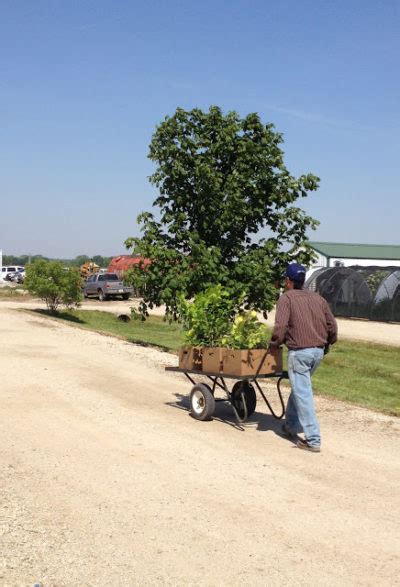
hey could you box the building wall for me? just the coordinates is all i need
[310,252,327,267]
[310,252,400,268]
[329,257,400,268]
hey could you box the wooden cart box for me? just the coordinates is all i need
[222,347,282,376]
[202,347,223,372]
[179,346,203,370]
[179,347,223,372]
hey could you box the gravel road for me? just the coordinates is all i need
[1,304,399,586]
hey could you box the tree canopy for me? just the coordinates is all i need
[125,106,319,318]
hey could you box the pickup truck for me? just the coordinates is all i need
[83,273,133,301]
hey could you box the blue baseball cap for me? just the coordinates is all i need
[285,262,306,281]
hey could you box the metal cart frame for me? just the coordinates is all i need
[166,358,289,430]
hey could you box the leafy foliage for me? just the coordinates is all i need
[125,106,319,317]
[178,285,238,347]
[178,285,270,349]
[24,260,82,312]
[221,311,270,349]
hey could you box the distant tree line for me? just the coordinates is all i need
[2,254,113,268]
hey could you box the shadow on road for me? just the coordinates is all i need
[166,392,294,442]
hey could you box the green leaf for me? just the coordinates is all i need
[126,106,319,319]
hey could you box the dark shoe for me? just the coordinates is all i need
[297,438,321,453]
[281,423,297,439]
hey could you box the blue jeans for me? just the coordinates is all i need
[286,348,324,447]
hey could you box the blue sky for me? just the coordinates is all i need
[1,0,399,257]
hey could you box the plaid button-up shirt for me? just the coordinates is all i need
[270,289,338,350]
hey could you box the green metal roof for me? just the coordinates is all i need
[309,241,400,260]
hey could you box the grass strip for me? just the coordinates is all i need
[0,286,28,300]
[34,309,183,352]
[312,341,400,416]
[33,309,400,416]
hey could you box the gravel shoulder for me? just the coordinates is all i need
[1,305,399,585]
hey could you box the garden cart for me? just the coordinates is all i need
[166,349,289,430]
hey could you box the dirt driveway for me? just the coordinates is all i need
[1,306,400,586]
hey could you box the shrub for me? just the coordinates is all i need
[178,286,270,349]
[178,285,238,347]
[221,311,270,349]
[24,260,82,312]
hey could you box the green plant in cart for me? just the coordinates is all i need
[222,311,270,349]
[178,285,239,347]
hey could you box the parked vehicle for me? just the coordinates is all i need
[3,270,25,284]
[10,271,25,284]
[83,273,133,301]
[1,266,25,281]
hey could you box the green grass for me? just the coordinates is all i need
[311,341,400,416]
[0,286,27,299]
[35,309,183,352]
[33,309,400,416]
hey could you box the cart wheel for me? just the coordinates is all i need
[189,384,215,421]
[231,381,257,420]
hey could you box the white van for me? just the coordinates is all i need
[1,266,25,281]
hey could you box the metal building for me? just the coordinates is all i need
[308,242,400,269]
[306,266,400,322]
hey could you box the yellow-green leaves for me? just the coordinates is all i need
[178,286,269,349]
[222,311,270,350]
[178,285,238,347]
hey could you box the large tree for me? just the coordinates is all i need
[125,106,319,318]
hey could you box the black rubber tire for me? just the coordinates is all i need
[231,381,257,420]
[98,289,107,301]
[189,384,215,421]
[122,293,130,300]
